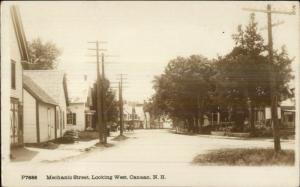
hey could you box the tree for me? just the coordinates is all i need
[153,55,216,133]
[25,38,61,70]
[104,83,119,123]
[143,96,164,128]
[91,77,119,129]
[215,13,294,135]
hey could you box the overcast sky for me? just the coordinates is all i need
[9,1,299,102]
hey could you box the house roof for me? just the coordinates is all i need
[68,82,90,104]
[23,75,57,105]
[281,98,295,107]
[10,5,30,62]
[23,70,69,106]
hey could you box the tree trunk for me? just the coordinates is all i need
[199,111,204,134]
[188,118,193,133]
[250,105,255,133]
[193,116,198,133]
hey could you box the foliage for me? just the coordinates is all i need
[152,55,216,132]
[192,148,295,166]
[91,77,119,124]
[215,13,294,130]
[25,38,61,70]
[103,79,119,123]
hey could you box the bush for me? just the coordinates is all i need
[252,126,273,137]
[61,130,79,143]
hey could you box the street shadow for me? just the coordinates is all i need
[111,135,129,141]
[169,130,198,136]
[26,142,59,149]
[10,147,39,162]
[95,142,115,148]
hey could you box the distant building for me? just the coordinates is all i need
[251,98,295,128]
[123,102,145,129]
[280,98,295,128]
[67,76,94,131]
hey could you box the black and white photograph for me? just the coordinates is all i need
[1,1,299,187]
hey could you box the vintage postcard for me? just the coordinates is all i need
[1,1,299,187]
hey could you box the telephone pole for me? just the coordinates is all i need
[87,41,107,144]
[101,53,107,143]
[117,74,127,136]
[243,4,296,152]
[101,53,120,142]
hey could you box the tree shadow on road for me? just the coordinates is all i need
[112,135,129,141]
[10,147,39,162]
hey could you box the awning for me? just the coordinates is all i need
[282,110,295,112]
[85,110,96,114]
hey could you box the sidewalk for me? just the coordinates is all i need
[170,129,295,143]
[10,131,127,163]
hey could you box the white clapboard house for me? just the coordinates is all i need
[23,70,69,143]
[9,5,30,146]
[67,76,94,131]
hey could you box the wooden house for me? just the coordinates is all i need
[23,70,69,142]
[23,75,58,143]
[67,75,95,131]
[123,102,145,129]
[9,5,30,146]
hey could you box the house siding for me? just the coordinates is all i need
[59,83,68,134]
[23,90,37,143]
[23,71,69,138]
[10,14,23,102]
[9,7,24,146]
[38,103,55,142]
[68,103,86,131]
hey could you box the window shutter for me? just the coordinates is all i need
[73,113,76,125]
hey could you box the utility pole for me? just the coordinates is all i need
[101,53,107,143]
[243,4,296,152]
[119,81,124,135]
[87,41,106,144]
[116,74,127,136]
[101,53,119,141]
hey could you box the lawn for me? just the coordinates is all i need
[192,148,294,166]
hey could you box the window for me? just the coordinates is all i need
[67,113,76,125]
[67,113,73,124]
[11,60,16,89]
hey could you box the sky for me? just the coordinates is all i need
[8,1,299,103]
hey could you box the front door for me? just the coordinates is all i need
[47,108,52,140]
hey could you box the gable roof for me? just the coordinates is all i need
[68,80,90,104]
[10,5,30,62]
[23,75,57,105]
[23,70,69,106]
